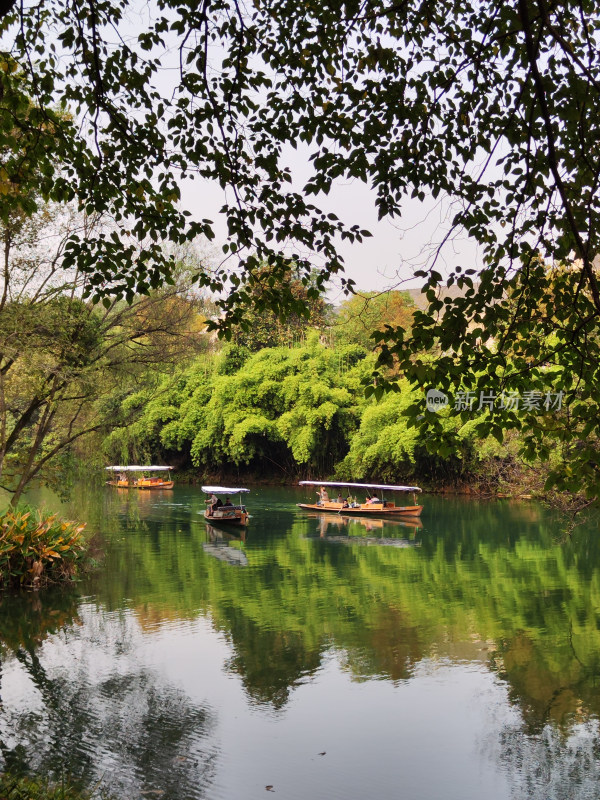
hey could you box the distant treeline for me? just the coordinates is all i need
[103,334,538,492]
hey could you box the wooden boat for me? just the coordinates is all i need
[105,465,174,489]
[202,486,250,527]
[297,481,423,517]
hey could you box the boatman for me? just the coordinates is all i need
[317,487,329,504]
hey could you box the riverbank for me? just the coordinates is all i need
[173,464,550,500]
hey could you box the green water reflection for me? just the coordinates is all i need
[1,484,600,799]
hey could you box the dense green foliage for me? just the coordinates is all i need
[105,337,525,489]
[0,506,87,590]
[106,336,371,477]
[0,773,93,800]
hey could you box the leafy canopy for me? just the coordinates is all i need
[107,336,371,475]
[4,0,600,494]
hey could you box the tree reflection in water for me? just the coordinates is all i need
[497,720,600,799]
[9,485,600,799]
[0,597,217,800]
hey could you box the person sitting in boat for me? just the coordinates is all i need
[223,496,233,507]
[335,493,350,508]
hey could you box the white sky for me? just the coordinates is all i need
[178,152,480,301]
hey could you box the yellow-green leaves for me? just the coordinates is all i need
[0,505,86,591]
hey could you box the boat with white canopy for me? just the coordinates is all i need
[298,481,423,517]
[105,465,174,489]
[202,486,250,527]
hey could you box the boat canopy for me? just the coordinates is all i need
[105,465,173,471]
[299,481,421,493]
[202,486,250,494]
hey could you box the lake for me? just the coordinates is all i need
[1,484,599,800]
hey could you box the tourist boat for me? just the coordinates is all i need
[297,481,423,517]
[105,465,174,489]
[202,486,250,527]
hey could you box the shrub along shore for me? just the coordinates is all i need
[0,772,95,800]
[0,505,88,592]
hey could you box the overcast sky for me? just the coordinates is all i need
[179,148,480,302]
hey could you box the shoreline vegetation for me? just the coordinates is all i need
[0,773,95,800]
[173,468,540,497]
[0,506,89,593]
[99,336,564,505]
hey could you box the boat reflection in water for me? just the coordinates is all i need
[305,512,422,548]
[202,523,249,566]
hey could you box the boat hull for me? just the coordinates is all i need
[107,480,174,489]
[297,502,423,517]
[204,509,248,527]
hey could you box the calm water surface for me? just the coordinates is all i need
[1,485,600,800]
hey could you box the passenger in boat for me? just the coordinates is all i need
[223,496,233,507]
[336,493,344,503]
